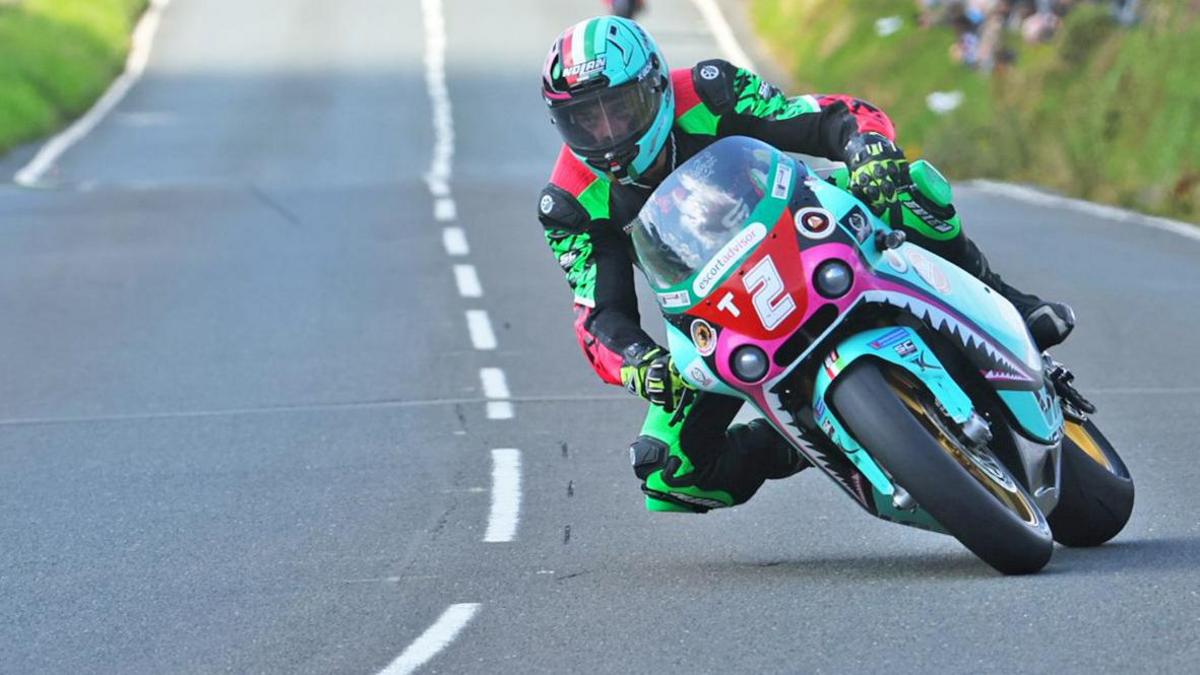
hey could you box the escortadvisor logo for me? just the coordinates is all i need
[692,222,767,298]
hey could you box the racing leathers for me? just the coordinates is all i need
[537,59,1030,513]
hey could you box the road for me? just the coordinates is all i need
[1,0,1198,672]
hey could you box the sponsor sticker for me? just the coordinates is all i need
[657,289,692,309]
[771,162,793,201]
[869,328,909,349]
[692,222,767,297]
[540,194,554,215]
[700,64,720,80]
[690,319,717,356]
[794,207,836,240]
[894,339,918,358]
[564,57,607,79]
[685,361,715,388]
[907,249,952,295]
[843,208,872,244]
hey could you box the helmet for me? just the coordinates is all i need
[542,16,674,185]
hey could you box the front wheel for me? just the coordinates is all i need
[830,360,1053,574]
[1047,417,1134,546]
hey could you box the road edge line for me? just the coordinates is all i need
[14,0,172,187]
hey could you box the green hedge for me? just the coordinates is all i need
[752,1,1200,222]
[0,0,148,156]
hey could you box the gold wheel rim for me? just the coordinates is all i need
[890,376,1042,527]
[1065,420,1113,471]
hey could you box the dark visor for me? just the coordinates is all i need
[549,78,662,155]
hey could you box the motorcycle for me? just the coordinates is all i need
[628,136,1134,574]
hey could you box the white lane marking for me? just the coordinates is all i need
[421,0,454,199]
[480,368,513,420]
[486,401,514,420]
[453,265,482,298]
[442,227,469,255]
[465,310,497,350]
[967,180,1200,244]
[378,603,480,675]
[484,449,522,542]
[15,0,172,186]
[688,0,758,70]
[434,197,457,221]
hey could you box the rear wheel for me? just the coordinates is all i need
[830,360,1053,574]
[1047,417,1134,546]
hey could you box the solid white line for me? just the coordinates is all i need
[484,449,522,542]
[378,603,480,675]
[453,265,482,298]
[434,198,457,222]
[967,180,1200,244]
[14,0,172,186]
[688,0,758,70]
[421,0,454,199]
[442,227,470,256]
[465,310,497,350]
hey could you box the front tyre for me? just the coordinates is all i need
[1047,418,1134,547]
[830,360,1053,575]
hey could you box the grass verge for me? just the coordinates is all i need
[751,1,1200,222]
[0,0,149,158]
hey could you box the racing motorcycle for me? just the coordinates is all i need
[629,136,1134,574]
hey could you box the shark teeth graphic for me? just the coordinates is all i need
[864,290,1037,387]
[766,392,874,510]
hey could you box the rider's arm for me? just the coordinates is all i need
[539,191,657,386]
[678,59,896,162]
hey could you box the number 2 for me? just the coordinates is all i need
[743,255,795,330]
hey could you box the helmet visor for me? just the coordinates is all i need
[550,79,662,155]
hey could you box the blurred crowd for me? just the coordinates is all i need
[917,0,1141,70]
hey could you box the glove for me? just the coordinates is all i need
[846,133,913,217]
[620,346,694,413]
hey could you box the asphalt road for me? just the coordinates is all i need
[1,0,1198,673]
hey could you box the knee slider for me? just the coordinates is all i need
[629,435,669,481]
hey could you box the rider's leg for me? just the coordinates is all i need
[886,162,1075,350]
[629,393,808,514]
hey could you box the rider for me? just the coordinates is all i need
[537,16,1075,514]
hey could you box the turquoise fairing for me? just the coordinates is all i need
[666,322,741,398]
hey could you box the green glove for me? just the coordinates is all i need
[621,346,694,413]
[846,133,912,217]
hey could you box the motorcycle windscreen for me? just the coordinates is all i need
[630,136,779,290]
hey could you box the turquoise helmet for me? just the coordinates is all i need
[542,16,674,185]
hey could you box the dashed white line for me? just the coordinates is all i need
[442,227,470,256]
[453,265,482,298]
[378,603,480,675]
[484,449,522,542]
[15,0,173,186]
[421,0,454,200]
[479,368,513,419]
[465,310,497,350]
[434,198,457,222]
[688,0,758,70]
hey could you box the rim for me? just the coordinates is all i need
[888,373,1044,528]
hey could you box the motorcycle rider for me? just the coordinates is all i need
[537,16,1076,514]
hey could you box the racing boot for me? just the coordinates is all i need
[958,237,1076,351]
